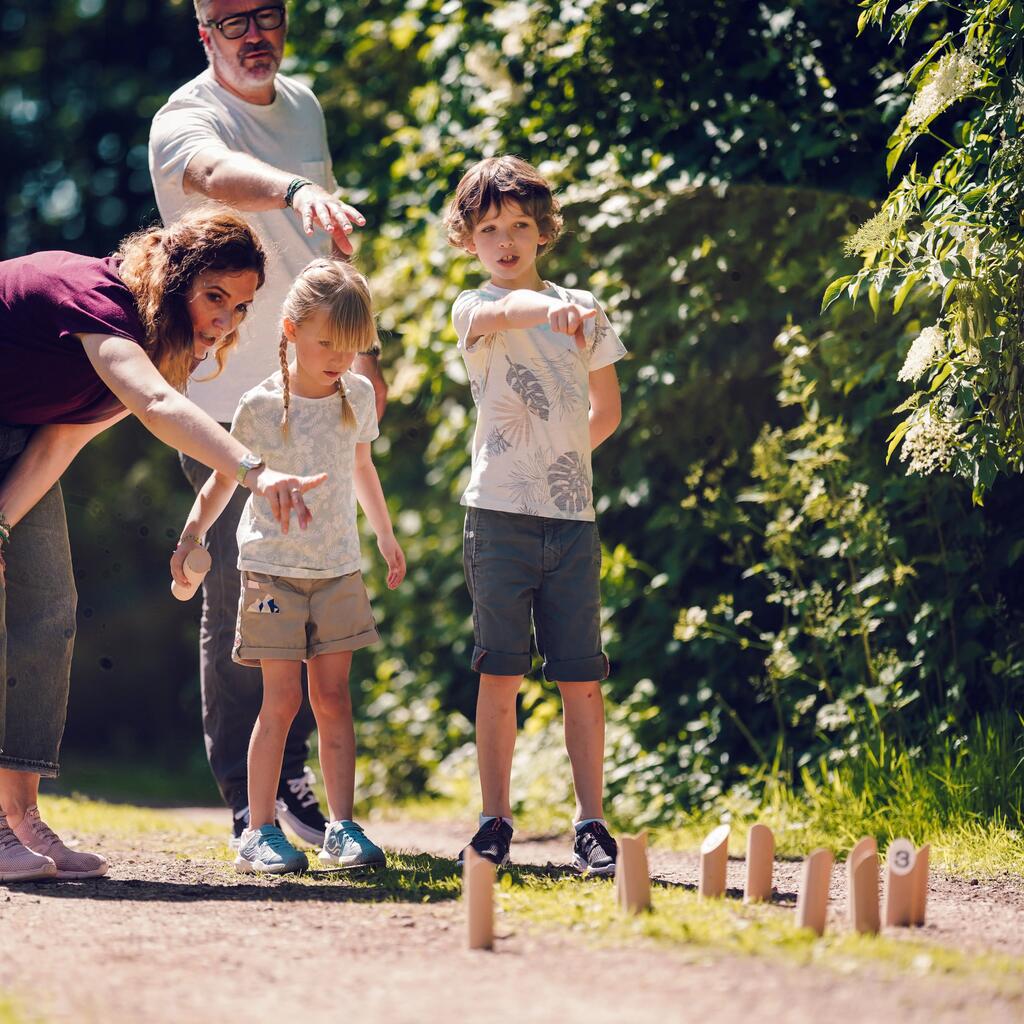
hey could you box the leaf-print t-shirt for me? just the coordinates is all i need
[231,370,379,578]
[452,282,627,522]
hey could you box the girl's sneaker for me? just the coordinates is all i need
[234,824,308,875]
[318,820,386,868]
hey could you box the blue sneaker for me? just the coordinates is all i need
[234,824,308,875]
[318,820,386,868]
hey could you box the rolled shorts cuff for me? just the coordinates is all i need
[471,645,532,677]
[542,652,609,683]
[0,754,60,778]
[234,627,380,668]
[309,626,379,660]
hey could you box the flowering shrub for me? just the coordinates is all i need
[829,1,1024,501]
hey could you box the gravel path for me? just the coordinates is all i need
[0,811,1021,1024]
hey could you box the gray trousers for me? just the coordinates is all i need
[0,425,75,777]
[179,451,316,812]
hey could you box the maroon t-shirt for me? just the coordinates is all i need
[0,251,146,425]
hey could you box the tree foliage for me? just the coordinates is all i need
[834,1,1024,502]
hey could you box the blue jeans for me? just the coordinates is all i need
[179,450,316,812]
[0,425,76,776]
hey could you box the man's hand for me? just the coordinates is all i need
[291,185,366,255]
[548,302,597,350]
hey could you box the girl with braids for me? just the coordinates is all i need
[172,258,405,875]
[0,205,330,882]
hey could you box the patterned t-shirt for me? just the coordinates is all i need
[231,370,378,578]
[452,282,626,522]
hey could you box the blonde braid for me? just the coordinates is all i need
[337,379,357,428]
[279,334,291,438]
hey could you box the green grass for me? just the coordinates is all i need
[0,995,42,1024]
[38,795,222,838]
[499,871,1024,988]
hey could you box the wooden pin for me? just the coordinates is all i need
[796,847,833,936]
[171,546,212,601]
[910,842,930,927]
[847,836,880,935]
[743,823,774,904]
[463,847,495,950]
[884,838,917,928]
[617,831,651,915]
[698,824,730,898]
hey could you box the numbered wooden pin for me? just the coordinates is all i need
[698,824,730,898]
[884,838,917,928]
[171,546,212,601]
[743,823,774,904]
[847,836,880,935]
[463,847,495,950]
[616,831,651,915]
[796,847,833,936]
[910,842,930,927]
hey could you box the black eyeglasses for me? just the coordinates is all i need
[204,5,285,40]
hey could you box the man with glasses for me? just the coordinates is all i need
[149,0,386,850]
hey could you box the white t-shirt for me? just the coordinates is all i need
[230,370,378,578]
[149,70,337,422]
[452,282,627,522]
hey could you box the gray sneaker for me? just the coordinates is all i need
[234,824,308,875]
[318,820,386,868]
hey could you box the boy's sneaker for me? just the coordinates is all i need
[457,817,513,869]
[234,824,308,875]
[571,820,618,877]
[318,820,386,868]
[276,766,329,846]
[11,806,107,879]
[0,815,57,882]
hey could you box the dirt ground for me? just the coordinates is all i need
[1,812,1022,1024]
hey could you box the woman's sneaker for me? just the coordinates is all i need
[0,815,57,882]
[571,821,618,877]
[319,820,386,868]
[457,817,513,869]
[234,824,308,875]
[11,806,107,879]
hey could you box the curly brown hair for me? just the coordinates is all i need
[444,156,563,252]
[117,204,266,391]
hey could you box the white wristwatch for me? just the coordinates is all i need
[236,452,264,485]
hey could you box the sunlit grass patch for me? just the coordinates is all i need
[0,995,42,1024]
[36,795,220,839]
[497,871,1024,986]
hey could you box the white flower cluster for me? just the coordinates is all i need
[843,207,908,256]
[899,404,963,475]
[906,45,982,129]
[897,324,945,383]
[676,606,708,642]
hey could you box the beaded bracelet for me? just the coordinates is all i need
[178,532,203,547]
[284,177,314,208]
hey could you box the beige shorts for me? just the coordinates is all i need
[233,570,379,668]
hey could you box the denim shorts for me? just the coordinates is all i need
[462,506,608,682]
[0,424,76,777]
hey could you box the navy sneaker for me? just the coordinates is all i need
[276,767,329,846]
[571,821,617,877]
[457,817,513,869]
